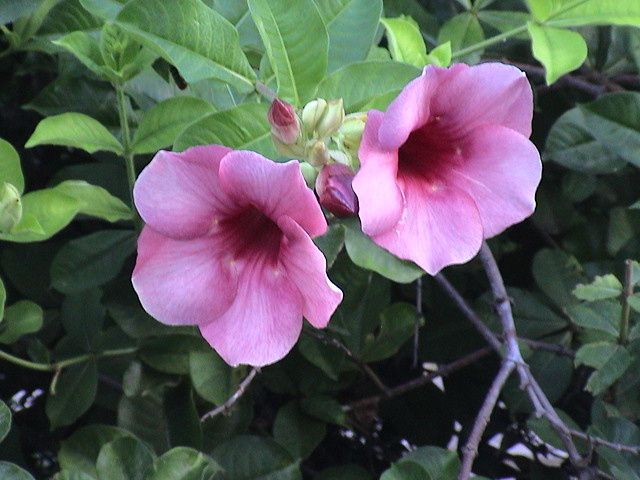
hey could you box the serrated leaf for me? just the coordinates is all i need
[25,113,123,154]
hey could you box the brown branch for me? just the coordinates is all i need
[200,367,260,422]
[459,361,516,479]
[345,346,494,412]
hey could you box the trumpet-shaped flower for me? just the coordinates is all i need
[353,63,542,275]
[132,146,342,367]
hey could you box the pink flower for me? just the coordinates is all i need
[353,63,541,275]
[268,99,300,145]
[315,163,358,217]
[131,146,342,367]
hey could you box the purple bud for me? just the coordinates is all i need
[268,99,300,144]
[315,163,358,217]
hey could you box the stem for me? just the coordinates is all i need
[200,367,260,421]
[115,85,141,228]
[619,259,633,345]
[451,24,528,59]
[0,347,137,372]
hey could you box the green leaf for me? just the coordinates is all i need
[0,301,43,344]
[380,461,429,480]
[131,97,215,154]
[212,435,301,480]
[627,293,640,314]
[248,0,327,105]
[189,350,237,406]
[438,12,484,62]
[381,15,428,67]
[508,288,568,338]
[25,113,123,155]
[174,103,276,159]
[60,289,106,351]
[140,335,207,375]
[58,424,134,477]
[0,463,35,480]
[0,400,10,443]
[299,396,347,426]
[116,0,256,91]
[0,138,24,194]
[529,0,640,27]
[53,31,107,79]
[313,224,345,269]
[117,395,171,453]
[315,0,383,72]
[527,22,587,84]
[273,401,326,459]
[566,301,620,337]
[0,0,41,24]
[545,107,626,174]
[532,248,585,309]
[0,277,5,322]
[55,471,96,480]
[79,0,124,20]
[425,42,452,67]
[54,180,133,223]
[362,302,421,362]
[46,360,98,429]
[575,342,633,395]
[402,446,460,480]
[579,92,640,168]
[315,61,420,112]
[96,436,156,480]
[573,274,623,301]
[50,230,136,294]
[147,447,223,480]
[343,218,424,283]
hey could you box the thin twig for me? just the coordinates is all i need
[568,428,640,455]
[518,337,575,358]
[200,367,260,422]
[459,361,516,479]
[345,346,494,411]
[619,259,633,345]
[303,329,390,395]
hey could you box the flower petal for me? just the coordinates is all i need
[132,227,237,325]
[377,66,449,150]
[199,261,303,367]
[278,216,342,328]
[431,62,533,138]
[371,178,483,275]
[443,124,542,238]
[353,110,403,236]
[134,145,234,239]
[219,151,327,237]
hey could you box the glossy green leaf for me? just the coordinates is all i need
[300,396,347,426]
[25,113,123,154]
[315,0,383,72]
[54,180,132,223]
[527,22,587,84]
[116,0,256,91]
[46,360,98,429]
[96,436,156,480]
[53,31,107,79]
[0,138,24,194]
[189,350,237,406]
[273,401,326,459]
[174,103,276,158]
[566,301,620,337]
[402,446,460,480]
[579,92,640,167]
[316,61,420,112]
[438,12,484,62]
[58,424,133,477]
[212,435,302,480]
[0,463,35,480]
[545,107,626,174]
[573,274,623,301]
[0,400,10,443]
[0,300,44,344]
[50,230,136,294]
[362,302,421,362]
[529,0,640,27]
[380,461,429,480]
[140,335,207,375]
[132,97,215,154]
[248,0,327,105]
[343,218,424,283]
[575,342,632,395]
[147,447,223,480]
[381,15,428,67]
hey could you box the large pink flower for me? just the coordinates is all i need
[353,63,542,275]
[132,146,342,367]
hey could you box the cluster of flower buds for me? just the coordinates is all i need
[268,97,362,217]
[0,182,22,233]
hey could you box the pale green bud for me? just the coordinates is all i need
[306,140,330,167]
[339,112,367,156]
[0,182,22,233]
[300,162,318,188]
[301,98,328,133]
[315,99,344,138]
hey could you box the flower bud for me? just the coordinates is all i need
[268,98,300,145]
[302,98,345,139]
[315,163,358,217]
[0,182,22,233]
[307,140,330,167]
[338,112,366,160]
[300,162,318,188]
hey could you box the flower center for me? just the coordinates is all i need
[221,205,283,265]
[397,116,461,182]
